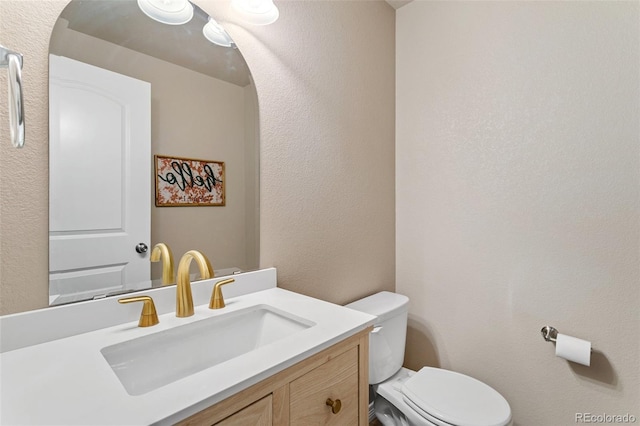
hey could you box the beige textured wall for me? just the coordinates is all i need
[0,0,396,314]
[396,1,639,425]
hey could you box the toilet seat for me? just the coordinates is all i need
[401,367,511,426]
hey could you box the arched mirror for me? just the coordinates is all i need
[48,0,259,305]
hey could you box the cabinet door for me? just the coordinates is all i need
[216,394,272,426]
[289,347,359,425]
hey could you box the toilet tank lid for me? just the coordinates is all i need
[345,291,409,322]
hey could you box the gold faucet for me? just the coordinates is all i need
[175,250,213,317]
[150,243,175,285]
[209,278,235,309]
[118,295,159,327]
[203,255,215,279]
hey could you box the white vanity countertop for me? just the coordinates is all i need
[0,286,375,425]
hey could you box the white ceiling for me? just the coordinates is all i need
[59,0,411,86]
[58,0,251,87]
[385,0,413,10]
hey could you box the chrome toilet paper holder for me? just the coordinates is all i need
[541,325,593,352]
[540,325,558,343]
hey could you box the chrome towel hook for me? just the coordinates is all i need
[0,44,25,148]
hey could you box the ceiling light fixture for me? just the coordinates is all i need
[231,0,279,26]
[137,0,194,25]
[203,17,235,48]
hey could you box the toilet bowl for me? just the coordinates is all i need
[347,292,512,426]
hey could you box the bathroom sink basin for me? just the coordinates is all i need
[101,305,314,395]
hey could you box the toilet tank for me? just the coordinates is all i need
[346,291,409,384]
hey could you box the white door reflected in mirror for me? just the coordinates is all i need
[49,55,151,305]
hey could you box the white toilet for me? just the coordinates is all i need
[347,291,512,426]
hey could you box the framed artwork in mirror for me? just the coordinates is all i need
[155,155,225,206]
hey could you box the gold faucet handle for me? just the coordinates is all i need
[209,278,235,309]
[118,295,159,327]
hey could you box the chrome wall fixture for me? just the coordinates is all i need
[541,325,593,352]
[0,44,25,148]
[540,325,559,342]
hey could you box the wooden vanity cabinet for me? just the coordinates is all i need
[216,395,272,426]
[177,328,370,426]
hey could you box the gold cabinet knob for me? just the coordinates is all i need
[209,278,235,309]
[118,295,159,327]
[325,398,342,414]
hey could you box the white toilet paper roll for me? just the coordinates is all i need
[555,333,591,366]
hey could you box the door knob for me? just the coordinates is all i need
[135,243,149,253]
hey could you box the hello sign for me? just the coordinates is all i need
[155,155,225,206]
